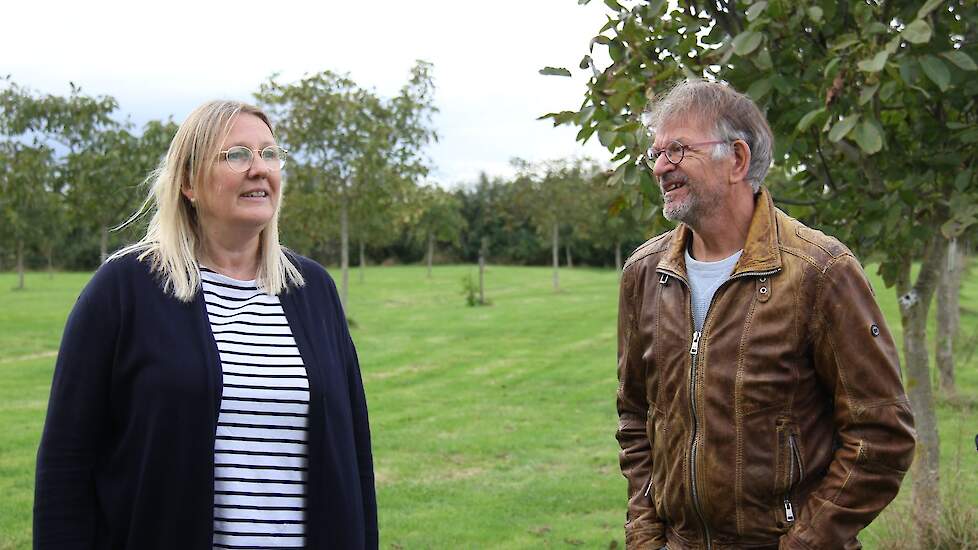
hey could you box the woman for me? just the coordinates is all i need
[34,101,377,549]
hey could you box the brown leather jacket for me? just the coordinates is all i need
[616,188,915,550]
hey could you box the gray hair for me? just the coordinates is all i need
[642,79,773,192]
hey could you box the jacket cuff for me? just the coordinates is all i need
[624,520,666,550]
[779,530,816,550]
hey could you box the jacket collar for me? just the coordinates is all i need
[657,186,782,280]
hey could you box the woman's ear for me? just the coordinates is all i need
[181,185,196,206]
[731,139,751,184]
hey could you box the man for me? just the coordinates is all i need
[616,80,915,549]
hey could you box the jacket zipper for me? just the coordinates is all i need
[657,265,781,550]
[687,330,711,550]
[785,434,804,523]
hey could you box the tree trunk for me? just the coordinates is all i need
[896,238,945,545]
[552,221,559,291]
[478,236,487,305]
[359,239,366,284]
[935,237,963,398]
[339,194,349,312]
[426,232,434,279]
[16,238,25,290]
[100,227,109,264]
[615,239,623,275]
[46,244,54,279]
[565,243,573,268]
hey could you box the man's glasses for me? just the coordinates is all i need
[219,145,288,173]
[642,140,727,168]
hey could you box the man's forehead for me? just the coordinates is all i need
[652,116,711,144]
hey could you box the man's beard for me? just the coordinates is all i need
[660,175,722,228]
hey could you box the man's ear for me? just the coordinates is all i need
[730,139,751,185]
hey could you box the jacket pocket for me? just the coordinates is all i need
[776,419,805,526]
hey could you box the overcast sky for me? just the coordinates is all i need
[5,0,616,187]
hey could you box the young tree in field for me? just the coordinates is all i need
[410,184,466,278]
[545,0,978,542]
[0,142,55,288]
[513,158,595,291]
[257,61,438,310]
[66,119,176,262]
[935,234,971,397]
[0,78,119,274]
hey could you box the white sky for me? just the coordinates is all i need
[5,0,615,187]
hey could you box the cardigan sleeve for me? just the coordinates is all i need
[328,273,378,550]
[34,261,122,548]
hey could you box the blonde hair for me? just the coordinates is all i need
[110,100,305,301]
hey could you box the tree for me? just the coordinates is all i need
[545,0,978,543]
[513,158,596,290]
[0,142,55,288]
[0,78,119,276]
[257,61,438,310]
[409,184,466,278]
[66,119,175,263]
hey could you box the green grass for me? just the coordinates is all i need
[1,263,976,549]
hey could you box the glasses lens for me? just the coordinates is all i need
[260,146,286,171]
[665,141,684,164]
[225,146,252,172]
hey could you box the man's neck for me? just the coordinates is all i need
[687,190,757,262]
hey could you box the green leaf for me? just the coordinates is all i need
[796,108,826,132]
[829,115,860,142]
[859,83,880,105]
[919,55,951,91]
[746,1,768,21]
[754,48,773,71]
[917,0,945,19]
[940,50,978,71]
[901,20,932,44]
[830,33,859,51]
[853,119,884,154]
[954,169,973,192]
[824,57,841,79]
[884,35,902,55]
[624,162,639,186]
[604,0,623,10]
[746,78,772,100]
[807,6,823,22]
[732,31,763,56]
[539,67,572,77]
[879,81,899,101]
[857,51,889,73]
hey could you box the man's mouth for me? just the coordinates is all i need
[661,179,687,194]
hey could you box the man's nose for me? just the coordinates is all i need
[652,153,675,180]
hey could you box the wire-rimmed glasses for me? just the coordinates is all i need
[642,140,727,169]
[219,145,288,173]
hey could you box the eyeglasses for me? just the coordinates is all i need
[219,145,288,173]
[643,140,727,168]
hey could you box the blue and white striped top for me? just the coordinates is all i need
[201,268,309,549]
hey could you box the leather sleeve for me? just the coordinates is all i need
[616,265,667,549]
[782,254,915,549]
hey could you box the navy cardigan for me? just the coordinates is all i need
[34,253,377,549]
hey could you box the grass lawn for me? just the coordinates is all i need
[1,262,976,549]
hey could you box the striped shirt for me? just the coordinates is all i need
[201,268,309,549]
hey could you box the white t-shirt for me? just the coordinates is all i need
[684,247,743,332]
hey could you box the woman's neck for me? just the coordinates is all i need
[198,228,261,280]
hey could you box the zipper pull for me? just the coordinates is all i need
[784,499,795,523]
[690,331,701,355]
[644,476,654,497]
